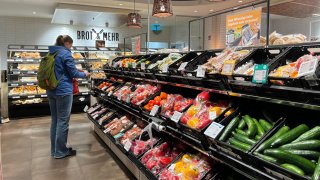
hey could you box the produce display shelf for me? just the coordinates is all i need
[106,73,320,111]
[91,90,284,180]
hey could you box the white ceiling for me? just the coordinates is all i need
[0,0,289,27]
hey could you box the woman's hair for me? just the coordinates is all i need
[55,35,73,46]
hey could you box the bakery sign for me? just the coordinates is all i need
[77,29,120,42]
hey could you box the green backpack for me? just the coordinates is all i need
[37,52,62,90]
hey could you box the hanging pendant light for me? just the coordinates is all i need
[152,0,173,18]
[127,0,142,28]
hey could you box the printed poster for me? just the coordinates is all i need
[131,36,141,55]
[226,8,261,47]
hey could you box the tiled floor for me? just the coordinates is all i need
[0,114,133,180]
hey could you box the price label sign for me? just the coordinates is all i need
[12,96,20,99]
[196,66,205,78]
[27,83,34,86]
[82,92,89,95]
[118,90,122,101]
[209,111,217,120]
[101,86,108,91]
[83,105,89,112]
[103,129,110,134]
[11,84,18,87]
[221,60,236,76]
[108,91,113,96]
[41,95,47,98]
[171,111,183,123]
[204,122,225,139]
[27,95,35,98]
[92,114,99,119]
[298,58,318,77]
[132,62,137,69]
[252,64,268,84]
[125,62,129,68]
[162,64,169,73]
[178,62,188,71]
[124,140,132,151]
[141,63,146,70]
[126,94,130,103]
[28,71,34,74]
[149,105,160,116]
[26,59,33,62]
[113,63,117,68]
[98,118,104,125]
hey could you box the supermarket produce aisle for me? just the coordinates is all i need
[0,114,133,180]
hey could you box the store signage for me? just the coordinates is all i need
[178,62,188,71]
[77,29,120,42]
[226,8,262,47]
[150,105,160,116]
[204,122,225,139]
[297,58,318,77]
[221,60,236,76]
[196,66,205,78]
[171,111,183,123]
[252,64,268,84]
[131,36,141,55]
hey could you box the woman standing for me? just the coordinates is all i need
[47,35,90,159]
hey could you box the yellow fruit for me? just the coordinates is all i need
[210,106,221,116]
[187,117,200,129]
[182,154,192,162]
[174,161,184,174]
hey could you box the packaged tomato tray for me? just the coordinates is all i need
[119,125,143,145]
[103,115,134,137]
[140,142,183,175]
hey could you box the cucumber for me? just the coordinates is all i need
[264,149,316,174]
[293,126,320,143]
[284,149,320,160]
[238,119,246,130]
[255,134,262,141]
[235,129,247,136]
[253,118,265,136]
[232,132,257,145]
[219,117,241,141]
[312,157,320,180]
[244,116,257,138]
[281,163,305,176]
[280,140,320,150]
[229,137,251,151]
[254,152,280,164]
[271,124,309,148]
[259,119,272,131]
[255,126,290,152]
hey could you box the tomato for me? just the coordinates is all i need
[160,92,167,99]
[180,116,189,124]
[149,100,155,106]
[154,96,161,102]
[173,104,181,111]
[154,100,161,106]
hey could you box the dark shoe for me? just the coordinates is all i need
[54,149,76,159]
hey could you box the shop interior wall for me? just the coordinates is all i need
[0,16,172,70]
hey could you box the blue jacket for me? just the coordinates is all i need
[46,46,86,96]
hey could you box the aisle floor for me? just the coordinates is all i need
[0,114,133,180]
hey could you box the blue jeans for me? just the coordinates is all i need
[48,94,73,158]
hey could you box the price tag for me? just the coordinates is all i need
[27,71,34,74]
[16,59,23,62]
[11,83,19,87]
[298,58,318,77]
[209,111,217,120]
[204,122,225,139]
[221,60,236,76]
[78,59,85,62]
[141,63,146,70]
[124,140,132,151]
[113,63,117,68]
[27,95,35,98]
[196,66,205,78]
[7,59,14,62]
[101,86,108,91]
[178,62,188,71]
[103,129,110,134]
[126,94,130,103]
[26,59,33,62]
[12,96,20,99]
[162,64,169,73]
[149,105,160,116]
[13,71,20,75]
[118,90,122,100]
[132,62,137,69]
[41,95,47,98]
[125,62,129,68]
[82,92,89,95]
[98,118,104,125]
[83,105,89,112]
[171,111,183,123]
[252,64,268,84]
[108,91,113,96]
[100,93,105,97]
[82,81,88,84]
[79,97,85,102]
[92,114,99,119]
[27,83,34,86]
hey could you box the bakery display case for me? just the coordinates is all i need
[6,45,121,118]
